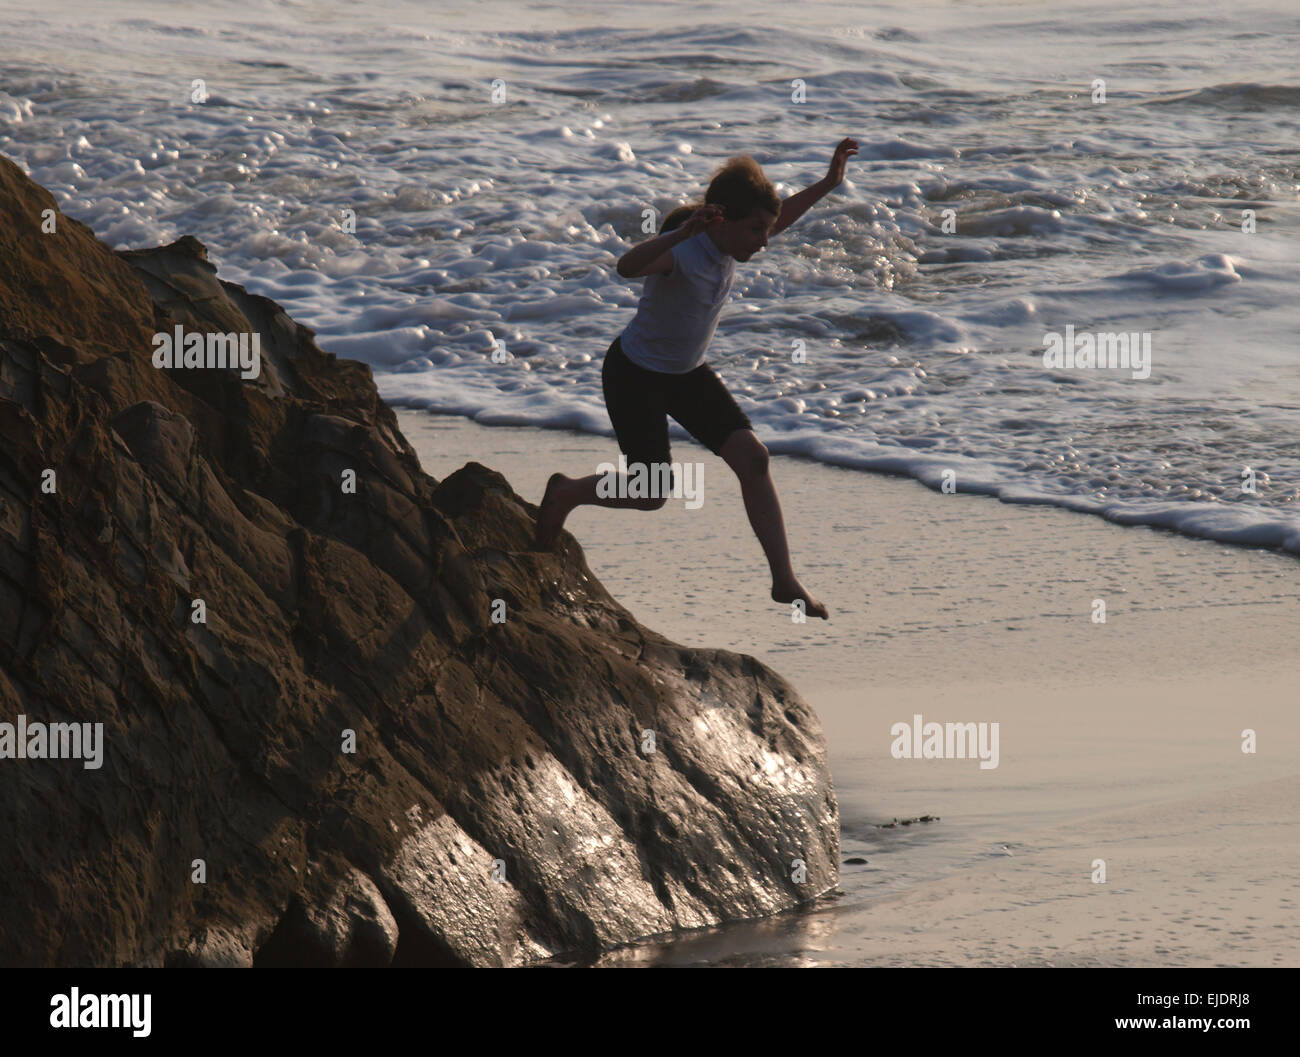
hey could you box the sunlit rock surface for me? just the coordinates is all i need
[0,153,839,967]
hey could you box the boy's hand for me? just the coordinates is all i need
[680,203,725,236]
[824,137,859,188]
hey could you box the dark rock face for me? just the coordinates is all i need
[0,153,839,967]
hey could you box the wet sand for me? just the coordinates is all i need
[398,409,1300,967]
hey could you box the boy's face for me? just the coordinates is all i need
[724,208,778,262]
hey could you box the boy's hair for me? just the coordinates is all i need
[660,203,698,233]
[659,155,782,233]
[706,155,781,222]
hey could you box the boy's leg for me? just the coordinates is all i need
[535,465,669,549]
[666,363,828,620]
[718,429,828,620]
[535,338,671,548]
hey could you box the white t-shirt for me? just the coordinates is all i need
[618,230,735,374]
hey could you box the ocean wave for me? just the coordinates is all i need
[1147,82,1300,109]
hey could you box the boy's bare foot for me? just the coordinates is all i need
[535,473,568,549]
[772,578,829,620]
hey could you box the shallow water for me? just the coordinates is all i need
[4,0,1298,550]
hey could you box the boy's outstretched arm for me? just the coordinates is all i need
[771,136,859,237]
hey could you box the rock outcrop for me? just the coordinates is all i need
[0,152,839,967]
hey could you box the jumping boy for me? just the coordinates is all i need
[535,137,859,620]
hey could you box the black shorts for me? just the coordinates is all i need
[601,335,753,468]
